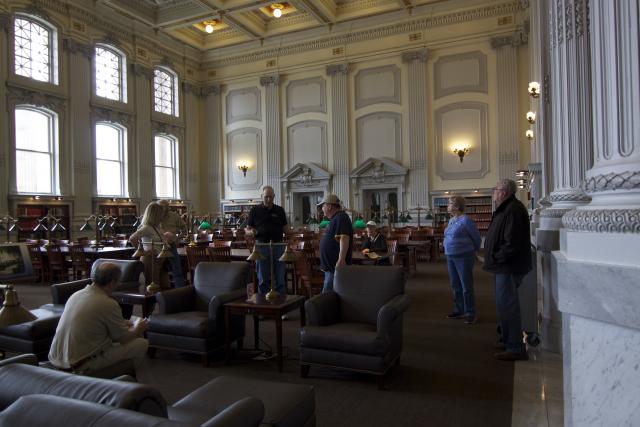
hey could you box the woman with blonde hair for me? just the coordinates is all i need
[129,202,176,290]
[443,195,481,324]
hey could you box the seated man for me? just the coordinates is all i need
[48,262,148,376]
[361,221,390,265]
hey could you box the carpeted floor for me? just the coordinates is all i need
[14,260,513,427]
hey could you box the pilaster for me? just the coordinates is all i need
[260,75,282,205]
[0,14,9,214]
[182,82,200,209]
[132,63,154,206]
[402,49,429,209]
[326,63,350,205]
[203,85,221,213]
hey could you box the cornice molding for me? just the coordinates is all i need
[6,85,67,115]
[151,120,185,139]
[491,27,529,48]
[326,63,350,76]
[91,106,133,127]
[401,48,429,63]
[562,209,640,233]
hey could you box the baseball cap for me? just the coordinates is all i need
[317,194,341,206]
[366,220,377,227]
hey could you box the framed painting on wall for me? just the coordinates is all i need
[0,243,34,282]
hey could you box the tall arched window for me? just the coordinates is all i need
[154,135,179,198]
[14,15,58,84]
[95,122,128,197]
[14,106,59,194]
[95,44,127,102]
[153,67,179,117]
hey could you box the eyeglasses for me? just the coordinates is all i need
[492,187,506,192]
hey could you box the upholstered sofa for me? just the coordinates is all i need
[0,358,316,427]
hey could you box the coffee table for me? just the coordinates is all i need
[224,294,305,372]
[111,291,157,318]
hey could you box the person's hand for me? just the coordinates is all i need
[362,248,370,254]
[134,318,148,335]
[336,259,346,269]
[245,228,254,237]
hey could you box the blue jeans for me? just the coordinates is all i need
[256,244,286,295]
[168,245,185,288]
[322,271,334,293]
[495,273,526,353]
[446,251,476,316]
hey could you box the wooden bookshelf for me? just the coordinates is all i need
[432,190,493,236]
[95,201,138,234]
[14,200,71,241]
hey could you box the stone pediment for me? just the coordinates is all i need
[281,163,331,188]
[350,157,407,182]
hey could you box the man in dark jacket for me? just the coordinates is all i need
[483,179,532,361]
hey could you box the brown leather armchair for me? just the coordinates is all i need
[147,262,250,366]
[299,265,409,389]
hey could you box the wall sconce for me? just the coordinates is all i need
[525,130,534,140]
[452,147,469,163]
[237,162,250,177]
[528,82,540,98]
[526,111,536,124]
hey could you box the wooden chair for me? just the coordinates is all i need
[212,240,232,248]
[45,244,68,283]
[185,246,212,283]
[69,244,91,279]
[27,244,47,283]
[410,231,432,262]
[386,240,401,267]
[207,245,231,262]
[293,250,324,297]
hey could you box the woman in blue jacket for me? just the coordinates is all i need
[443,196,482,324]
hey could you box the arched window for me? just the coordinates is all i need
[154,135,179,198]
[14,15,58,84]
[95,44,127,102]
[14,107,59,194]
[153,67,179,117]
[95,122,128,197]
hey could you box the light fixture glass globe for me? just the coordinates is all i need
[273,8,282,18]
[205,24,214,33]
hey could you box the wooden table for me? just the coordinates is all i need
[39,245,135,261]
[224,294,305,372]
[111,291,157,318]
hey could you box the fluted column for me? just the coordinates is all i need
[64,39,93,227]
[260,75,282,205]
[182,82,201,209]
[0,14,10,214]
[326,63,350,205]
[492,33,525,180]
[402,49,429,209]
[204,85,222,213]
[132,64,154,207]
[554,2,640,425]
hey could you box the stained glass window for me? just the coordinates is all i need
[96,123,128,196]
[14,16,57,84]
[95,45,127,102]
[153,67,179,117]
[154,135,179,198]
[15,107,58,194]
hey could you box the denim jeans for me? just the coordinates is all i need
[322,271,334,293]
[168,244,185,288]
[256,244,286,295]
[495,273,526,353]
[446,251,476,316]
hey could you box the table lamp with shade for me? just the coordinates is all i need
[132,241,173,294]
[246,242,295,301]
[0,284,36,327]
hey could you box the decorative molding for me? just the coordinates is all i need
[583,171,640,193]
[259,75,280,87]
[287,120,328,169]
[491,28,529,48]
[434,51,487,98]
[6,86,66,115]
[131,63,153,79]
[575,0,585,37]
[286,77,326,117]
[355,65,401,109]
[326,63,350,76]
[548,192,591,203]
[151,120,184,139]
[281,162,332,193]
[562,209,640,233]
[226,127,263,191]
[540,208,571,218]
[0,13,11,32]
[350,157,408,212]
[225,86,261,124]
[557,1,564,44]
[159,55,174,69]
[202,85,221,97]
[401,48,429,63]
[356,112,402,164]
[91,106,133,127]
[63,38,93,59]
[24,1,50,20]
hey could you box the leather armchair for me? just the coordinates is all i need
[147,262,250,366]
[299,265,409,389]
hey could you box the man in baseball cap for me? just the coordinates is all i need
[317,194,353,292]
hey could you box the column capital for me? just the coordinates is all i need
[401,49,429,63]
[491,29,528,49]
[0,13,11,32]
[202,84,221,97]
[326,63,350,76]
[260,75,280,87]
[63,38,93,60]
[131,63,153,79]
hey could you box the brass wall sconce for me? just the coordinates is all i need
[237,163,250,177]
[526,111,536,124]
[525,130,534,140]
[528,81,540,98]
[452,147,469,162]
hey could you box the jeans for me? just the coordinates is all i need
[446,251,476,316]
[168,245,185,288]
[322,271,334,293]
[495,273,526,354]
[256,244,286,295]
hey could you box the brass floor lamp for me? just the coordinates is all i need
[132,240,173,294]
[247,241,295,300]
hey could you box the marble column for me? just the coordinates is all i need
[182,82,200,209]
[553,1,640,425]
[402,49,429,209]
[491,32,525,181]
[203,85,222,213]
[537,0,592,354]
[64,39,93,229]
[132,63,154,207]
[260,75,282,205]
[326,64,350,205]
[0,13,10,214]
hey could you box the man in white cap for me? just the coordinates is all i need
[361,220,387,254]
[318,194,353,292]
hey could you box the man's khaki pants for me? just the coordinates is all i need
[77,338,148,374]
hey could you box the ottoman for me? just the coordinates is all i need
[0,308,61,361]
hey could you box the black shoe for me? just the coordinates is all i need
[446,312,465,319]
[494,351,529,361]
[464,315,477,324]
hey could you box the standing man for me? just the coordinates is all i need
[483,179,532,361]
[318,194,353,292]
[246,186,288,295]
[49,262,148,376]
[158,199,186,288]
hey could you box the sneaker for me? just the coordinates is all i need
[446,312,465,319]
[494,351,529,361]
[281,314,289,321]
[464,315,477,324]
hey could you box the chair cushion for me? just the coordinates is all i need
[0,308,60,340]
[91,259,144,293]
[300,323,389,357]
[193,262,250,311]
[148,312,213,338]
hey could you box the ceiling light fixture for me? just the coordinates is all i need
[203,20,215,33]
[271,3,283,18]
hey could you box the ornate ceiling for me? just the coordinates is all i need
[97,0,455,51]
